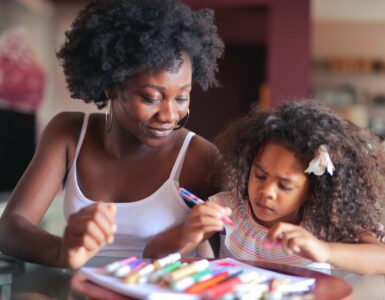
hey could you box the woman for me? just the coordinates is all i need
[0,0,224,269]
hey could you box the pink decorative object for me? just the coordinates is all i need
[0,27,45,112]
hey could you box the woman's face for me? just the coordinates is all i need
[248,143,310,229]
[112,56,192,148]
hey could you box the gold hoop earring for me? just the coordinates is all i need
[174,109,189,130]
[105,99,113,133]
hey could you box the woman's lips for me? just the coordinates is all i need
[148,127,173,137]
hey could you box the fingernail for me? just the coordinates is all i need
[108,236,114,244]
[221,216,233,225]
[263,240,281,249]
[112,224,117,232]
[263,240,274,249]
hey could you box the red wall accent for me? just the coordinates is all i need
[182,0,311,138]
[268,0,311,107]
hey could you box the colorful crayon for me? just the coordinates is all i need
[105,256,136,274]
[166,259,209,282]
[185,271,230,294]
[178,187,233,225]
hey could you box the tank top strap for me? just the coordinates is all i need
[73,113,89,162]
[170,131,196,181]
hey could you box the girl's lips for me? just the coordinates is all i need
[256,203,274,212]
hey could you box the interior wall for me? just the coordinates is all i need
[51,2,98,123]
[313,22,385,59]
[0,0,55,191]
[312,21,385,117]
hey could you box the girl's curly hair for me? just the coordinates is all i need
[215,100,385,242]
[57,0,224,108]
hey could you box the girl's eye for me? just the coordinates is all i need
[254,173,265,180]
[279,183,293,191]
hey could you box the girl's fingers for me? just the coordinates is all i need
[265,222,299,242]
[288,237,307,254]
[280,233,300,255]
[264,223,304,251]
[193,202,232,221]
[281,231,304,253]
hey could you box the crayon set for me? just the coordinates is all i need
[102,253,313,299]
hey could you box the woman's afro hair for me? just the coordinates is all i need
[57,0,224,108]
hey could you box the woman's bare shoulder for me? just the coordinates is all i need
[43,112,85,143]
[188,132,218,157]
[36,112,87,166]
[180,130,220,197]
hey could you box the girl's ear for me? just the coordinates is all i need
[306,190,317,205]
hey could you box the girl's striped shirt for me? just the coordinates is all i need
[208,191,330,269]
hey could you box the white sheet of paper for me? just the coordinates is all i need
[80,257,316,299]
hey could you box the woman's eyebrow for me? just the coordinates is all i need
[140,84,165,91]
[140,83,192,91]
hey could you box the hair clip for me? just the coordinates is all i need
[304,145,335,176]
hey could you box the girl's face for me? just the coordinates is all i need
[248,142,310,229]
[111,55,192,148]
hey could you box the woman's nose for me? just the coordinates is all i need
[157,100,179,124]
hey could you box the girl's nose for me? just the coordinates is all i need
[260,182,276,200]
[157,100,179,125]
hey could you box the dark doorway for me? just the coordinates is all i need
[0,108,35,192]
[189,44,266,140]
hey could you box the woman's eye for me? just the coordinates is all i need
[142,96,161,104]
[175,97,189,104]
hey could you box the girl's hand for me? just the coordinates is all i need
[60,203,116,269]
[182,202,231,245]
[264,222,331,263]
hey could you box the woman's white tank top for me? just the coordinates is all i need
[63,114,195,258]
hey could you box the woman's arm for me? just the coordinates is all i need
[266,222,385,275]
[0,113,73,266]
[0,113,116,268]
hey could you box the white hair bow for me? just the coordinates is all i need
[304,145,335,176]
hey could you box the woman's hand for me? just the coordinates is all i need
[182,202,231,245]
[265,222,331,263]
[60,203,116,269]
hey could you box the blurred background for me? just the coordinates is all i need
[1,0,385,194]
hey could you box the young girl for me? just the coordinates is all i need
[150,100,385,275]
